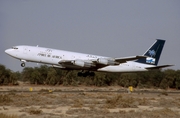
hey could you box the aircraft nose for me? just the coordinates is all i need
[5,49,9,54]
[5,49,13,55]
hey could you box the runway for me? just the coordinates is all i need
[0,89,179,94]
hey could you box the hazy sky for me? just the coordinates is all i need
[1,0,180,72]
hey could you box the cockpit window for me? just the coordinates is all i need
[12,47,18,49]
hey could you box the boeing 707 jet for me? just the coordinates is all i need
[5,39,172,76]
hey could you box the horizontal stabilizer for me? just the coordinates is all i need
[146,65,174,69]
[115,55,147,63]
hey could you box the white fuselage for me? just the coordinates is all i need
[5,45,154,72]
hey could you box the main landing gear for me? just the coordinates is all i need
[77,71,95,77]
[21,63,25,67]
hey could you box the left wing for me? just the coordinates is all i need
[58,60,95,68]
[58,55,147,69]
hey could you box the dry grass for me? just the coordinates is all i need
[71,99,84,108]
[19,107,42,115]
[104,94,149,109]
[117,108,180,118]
[66,108,110,115]
[0,113,18,118]
[0,86,180,118]
[0,94,13,106]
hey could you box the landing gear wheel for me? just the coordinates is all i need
[77,72,83,76]
[21,63,25,67]
[77,71,95,77]
[89,72,95,76]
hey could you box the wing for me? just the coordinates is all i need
[58,60,96,69]
[57,56,147,70]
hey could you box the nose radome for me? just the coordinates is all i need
[5,49,9,54]
[5,49,12,55]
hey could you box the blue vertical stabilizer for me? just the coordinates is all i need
[136,39,165,65]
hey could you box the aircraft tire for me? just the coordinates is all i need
[77,71,95,77]
[21,63,25,67]
[89,72,95,76]
[77,72,83,77]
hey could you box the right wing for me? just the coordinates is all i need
[115,55,147,63]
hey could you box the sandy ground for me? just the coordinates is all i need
[0,85,180,118]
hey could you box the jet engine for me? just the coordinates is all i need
[73,60,93,67]
[97,58,116,65]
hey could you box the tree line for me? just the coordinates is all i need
[0,64,180,89]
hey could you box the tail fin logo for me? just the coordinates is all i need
[146,57,155,64]
[148,50,156,57]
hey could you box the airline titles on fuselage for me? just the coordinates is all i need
[37,48,99,60]
[37,48,62,59]
[86,55,98,59]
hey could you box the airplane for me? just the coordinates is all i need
[5,39,172,77]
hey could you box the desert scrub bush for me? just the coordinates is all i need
[66,108,89,115]
[148,108,180,118]
[86,99,102,109]
[137,97,149,105]
[20,107,42,115]
[66,108,109,115]
[119,110,126,114]
[0,113,18,118]
[157,98,178,107]
[28,109,42,115]
[8,92,16,96]
[160,91,168,96]
[96,94,108,99]
[175,98,180,107]
[71,99,84,108]
[104,95,139,108]
[105,95,122,108]
[48,94,57,99]
[0,94,12,104]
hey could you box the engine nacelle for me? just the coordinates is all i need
[73,60,93,67]
[97,58,116,65]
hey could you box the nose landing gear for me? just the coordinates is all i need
[20,60,26,67]
[21,63,25,67]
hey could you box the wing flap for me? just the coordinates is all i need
[57,55,149,69]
